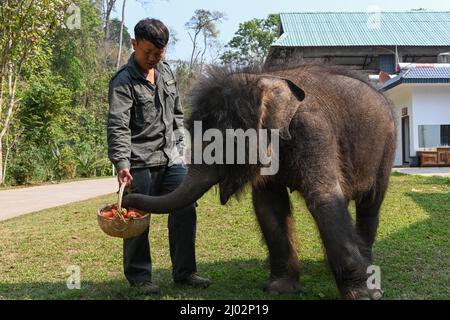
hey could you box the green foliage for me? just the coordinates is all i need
[50,0,104,98]
[185,9,225,72]
[17,71,75,182]
[0,0,72,69]
[19,71,72,145]
[2,0,113,186]
[75,152,111,177]
[56,145,78,179]
[221,14,280,67]
[185,9,225,39]
[8,150,36,185]
[7,146,47,185]
[170,60,192,112]
[109,18,132,49]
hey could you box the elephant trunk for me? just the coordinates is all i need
[121,164,219,214]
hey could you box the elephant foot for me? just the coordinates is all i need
[342,286,383,300]
[264,276,301,294]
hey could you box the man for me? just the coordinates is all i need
[107,18,210,294]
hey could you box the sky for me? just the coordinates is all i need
[111,0,450,61]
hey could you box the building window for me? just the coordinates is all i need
[418,125,450,148]
[442,125,450,146]
[379,54,396,73]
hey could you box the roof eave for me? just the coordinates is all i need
[381,79,450,92]
[380,80,403,92]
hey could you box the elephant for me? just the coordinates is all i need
[122,64,397,300]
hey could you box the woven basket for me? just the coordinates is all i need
[97,183,150,239]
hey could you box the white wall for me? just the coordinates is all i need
[386,83,450,166]
[385,86,412,166]
[411,84,450,154]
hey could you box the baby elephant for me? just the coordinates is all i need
[123,65,396,300]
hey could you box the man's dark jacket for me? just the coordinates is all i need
[107,53,185,171]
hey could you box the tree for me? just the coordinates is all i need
[101,0,118,68]
[50,0,104,99]
[185,9,225,75]
[115,0,127,69]
[102,0,140,69]
[0,0,72,184]
[220,14,280,67]
[18,71,73,180]
[170,60,191,111]
[109,18,132,51]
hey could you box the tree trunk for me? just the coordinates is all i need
[0,72,3,185]
[188,29,201,75]
[0,64,17,150]
[0,73,4,122]
[116,0,126,69]
[0,63,19,142]
[0,47,24,186]
[0,137,3,185]
[103,0,117,68]
[200,31,208,73]
[2,134,11,185]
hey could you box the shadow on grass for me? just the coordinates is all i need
[0,259,335,300]
[374,191,449,299]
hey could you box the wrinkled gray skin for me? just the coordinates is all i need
[122,65,396,300]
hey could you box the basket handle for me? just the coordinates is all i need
[117,183,127,212]
[116,183,128,224]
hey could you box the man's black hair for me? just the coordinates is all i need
[134,18,169,49]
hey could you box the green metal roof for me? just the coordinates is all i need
[273,11,450,47]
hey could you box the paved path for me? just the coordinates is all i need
[393,167,450,177]
[0,178,117,222]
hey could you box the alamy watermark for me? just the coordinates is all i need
[169,121,281,175]
[366,5,382,31]
[367,265,381,290]
[65,3,81,30]
[66,265,81,290]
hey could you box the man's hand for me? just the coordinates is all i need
[118,168,133,187]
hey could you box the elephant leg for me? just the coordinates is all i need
[252,183,300,294]
[305,184,379,300]
[355,164,391,264]
[355,191,383,264]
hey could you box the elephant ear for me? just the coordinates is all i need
[257,75,305,140]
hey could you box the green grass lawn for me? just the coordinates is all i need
[0,173,448,300]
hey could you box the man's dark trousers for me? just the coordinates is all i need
[123,163,197,284]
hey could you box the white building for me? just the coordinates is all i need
[264,11,450,167]
[381,66,450,166]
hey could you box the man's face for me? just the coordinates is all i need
[132,39,166,71]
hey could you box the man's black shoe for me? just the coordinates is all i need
[130,281,161,295]
[175,273,211,289]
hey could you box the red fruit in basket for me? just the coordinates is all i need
[101,211,114,218]
[128,210,142,218]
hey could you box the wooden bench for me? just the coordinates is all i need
[417,147,450,166]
